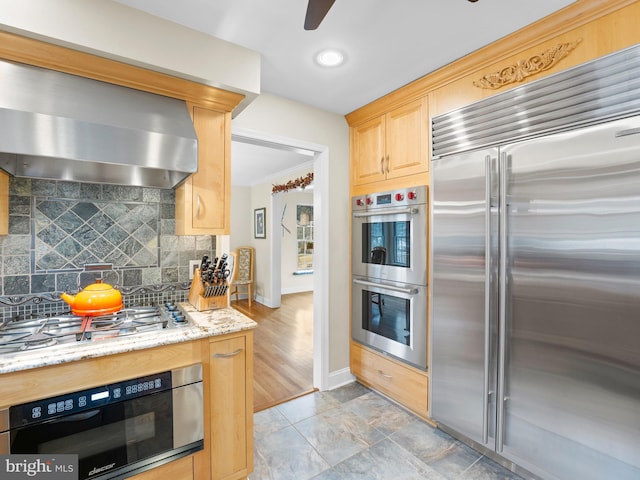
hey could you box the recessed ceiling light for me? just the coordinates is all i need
[315,49,345,67]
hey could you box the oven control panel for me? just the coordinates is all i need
[8,371,172,428]
[352,185,427,211]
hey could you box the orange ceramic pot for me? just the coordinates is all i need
[60,279,123,316]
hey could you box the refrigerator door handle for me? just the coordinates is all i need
[482,154,492,445]
[614,127,640,137]
[496,152,509,453]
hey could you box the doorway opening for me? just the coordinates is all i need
[228,128,330,410]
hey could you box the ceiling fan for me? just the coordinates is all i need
[304,0,335,30]
[304,0,479,30]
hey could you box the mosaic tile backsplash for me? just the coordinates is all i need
[0,177,216,316]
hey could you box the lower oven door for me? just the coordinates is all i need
[352,276,427,370]
[6,377,203,480]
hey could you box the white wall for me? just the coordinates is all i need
[0,0,261,112]
[230,185,252,250]
[232,93,350,374]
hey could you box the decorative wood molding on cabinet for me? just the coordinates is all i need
[473,39,582,90]
[344,0,639,125]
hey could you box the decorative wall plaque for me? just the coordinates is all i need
[474,39,582,90]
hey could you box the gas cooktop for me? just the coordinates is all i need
[0,304,189,354]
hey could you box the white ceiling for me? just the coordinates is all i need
[114,0,576,184]
[230,140,314,187]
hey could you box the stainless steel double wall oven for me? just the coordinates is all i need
[351,185,428,370]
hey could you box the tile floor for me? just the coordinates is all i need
[251,382,525,480]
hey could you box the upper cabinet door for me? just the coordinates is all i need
[175,106,230,235]
[352,115,386,186]
[385,98,428,180]
[351,97,428,187]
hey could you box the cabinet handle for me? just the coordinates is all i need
[196,194,202,219]
[380,156,385,174]
[385,154,390,173]
[213,348,243,358]
[377,369,392,379]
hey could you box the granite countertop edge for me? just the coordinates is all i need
[0,306,257,375]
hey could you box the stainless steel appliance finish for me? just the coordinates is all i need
[352,276,427,369]
[352,185,427,286]
[431,43,640,159]
[0,305,190,354]
[0,59,197,188]
[431,115,640,480]
[0,364,204,479]
[351,185,428,369]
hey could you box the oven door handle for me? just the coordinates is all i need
[352,207,418,218]
[352,278,418,295]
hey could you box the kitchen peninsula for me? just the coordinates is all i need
[0,307,257,480]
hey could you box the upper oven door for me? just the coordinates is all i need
[352,203,427,286]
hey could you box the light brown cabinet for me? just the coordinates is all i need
[351,97,428,187]
[209,331,254,480]
[350,341,429,420]
[175,106,231,235]
[0,170,7,236]
[130,455,194,480]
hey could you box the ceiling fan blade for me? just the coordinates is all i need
[304,0,336,30]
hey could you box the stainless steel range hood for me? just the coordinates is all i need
[0,59,197,189]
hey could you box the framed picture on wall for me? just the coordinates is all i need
[254,207,266,239]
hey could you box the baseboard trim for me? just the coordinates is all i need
[254,294,279,308]
[326,367,356,391]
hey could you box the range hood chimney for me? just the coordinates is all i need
[0,59,197,189]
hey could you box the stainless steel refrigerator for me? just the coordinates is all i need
[430,46,640,480]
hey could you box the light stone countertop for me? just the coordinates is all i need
[0,306,257,375]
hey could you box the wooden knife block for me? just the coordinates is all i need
[188,268,229,311]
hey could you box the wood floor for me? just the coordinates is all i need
[231,292,315,412]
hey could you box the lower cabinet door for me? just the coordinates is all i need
[210,335,252,480]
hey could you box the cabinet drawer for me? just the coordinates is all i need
[351,342,429,419]
[130,455,193,480]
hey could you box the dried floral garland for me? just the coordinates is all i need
[272,172,314,194]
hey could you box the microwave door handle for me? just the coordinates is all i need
[55,410,102,423]
[353,207,418,218]
[352,278,418,295]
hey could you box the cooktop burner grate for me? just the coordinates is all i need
[0,304,189,354]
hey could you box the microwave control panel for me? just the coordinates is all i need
[352,185,427,211]
[8,371,173,428]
